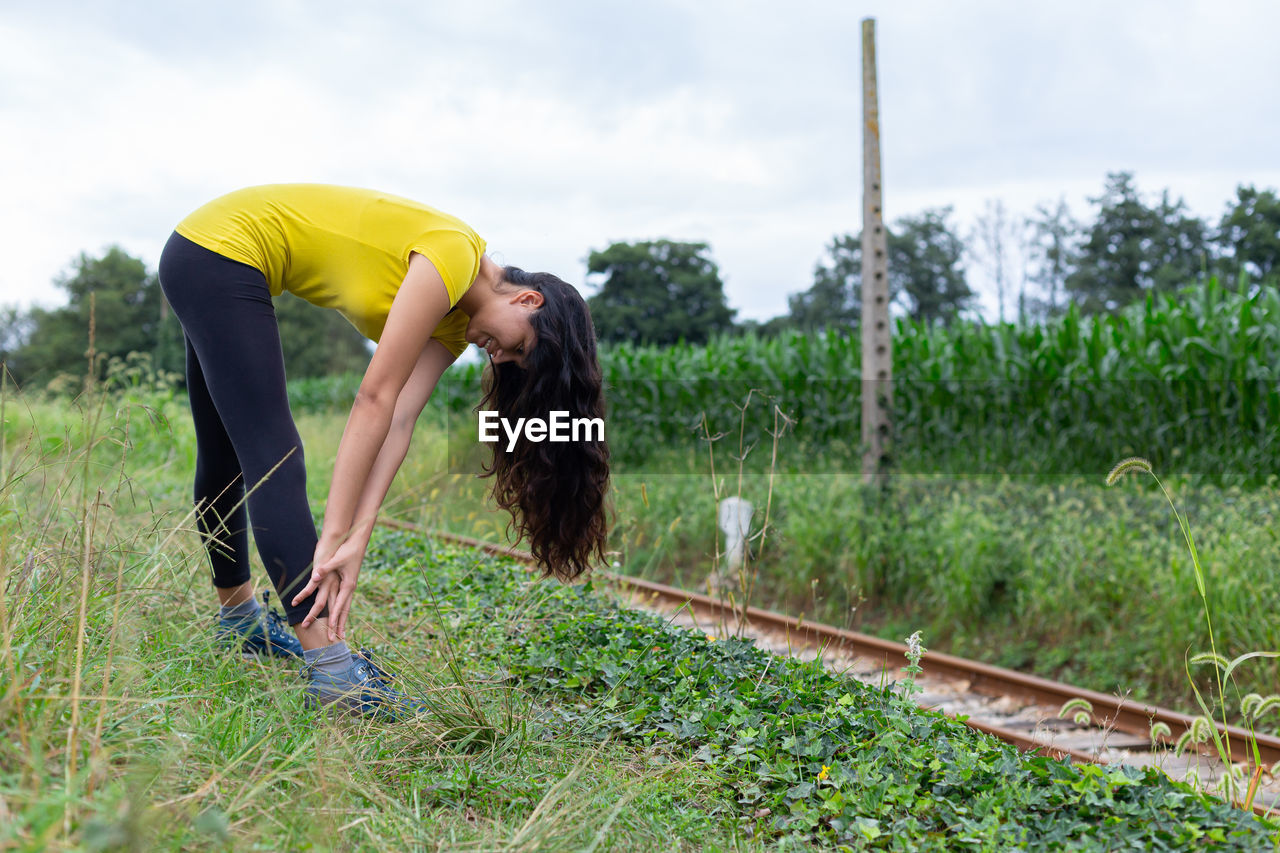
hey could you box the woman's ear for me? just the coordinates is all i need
[512,290,545,309]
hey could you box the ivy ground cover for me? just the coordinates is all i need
[377,531,1279,851]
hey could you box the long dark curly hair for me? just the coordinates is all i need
[478,267,610,581]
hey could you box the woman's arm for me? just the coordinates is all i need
[292,339,456,638]
[320,253,452,543]
[345,340,455,546]
[291,253,455,637]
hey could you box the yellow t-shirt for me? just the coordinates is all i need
[174,184,486,356]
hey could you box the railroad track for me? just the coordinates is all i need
[381,521,1280,815]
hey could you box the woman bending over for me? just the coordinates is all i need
[159,184,609,716]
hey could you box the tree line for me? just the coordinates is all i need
[588,172,1280,343]
[2,171,1276,387]
[0,250,373,388]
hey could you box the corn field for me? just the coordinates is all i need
[341,279,1280,483]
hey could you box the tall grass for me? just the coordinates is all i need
[607,461,1280,723]
[0,367,752,850]
[1108,457,1280,809]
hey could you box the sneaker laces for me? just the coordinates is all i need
[352,650,428,715]
[261,591,294,641]
[352,649,393,686]
[263,608,294,641]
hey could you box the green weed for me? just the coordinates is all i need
[0,372,756,851]
[1108,456,1280,812]
[369,531,1279,849]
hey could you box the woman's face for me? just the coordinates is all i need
[464,289,542,368]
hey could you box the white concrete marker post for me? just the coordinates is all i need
[861,17,892,488]
[718,497,754,576]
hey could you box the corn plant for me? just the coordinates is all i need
[580,279,1280,481]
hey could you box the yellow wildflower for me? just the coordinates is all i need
[817,764,830,781]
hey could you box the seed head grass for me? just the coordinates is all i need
[0,375,756,851]
[1058,698,1094,727]
[1242,695,1280,725]
[1110,458,1280,810]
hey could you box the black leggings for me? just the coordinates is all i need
[159,232,323,625]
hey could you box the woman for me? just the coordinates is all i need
[159,184,610,717]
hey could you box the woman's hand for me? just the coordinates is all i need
[293,537,368,642]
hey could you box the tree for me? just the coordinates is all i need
[971,199,1020,324]
[0,305,33,372]
[890,207,974,326]
[1066,172,1208,312]
[786,210,971,331]
[11,247,171,386]
[1024,198,1081,320]
[8,246,371,389]
[787,233,862,331]
[273,292,372,379]
[1217,185,1280,286]
[586,240,735,346]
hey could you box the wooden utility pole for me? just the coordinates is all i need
[860,17,892,487]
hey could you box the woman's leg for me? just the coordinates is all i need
[159,232,325,628]
[184,333,252,594]
[158,232,423,714]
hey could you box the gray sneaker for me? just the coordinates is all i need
[216,591,305,659]
[302,649,429,720]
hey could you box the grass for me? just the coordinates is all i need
[302,379,1280,725]
[1106,456,1280,809]
[5,352,1280,848]
[599,455,1280,725]
[0,373,752,851]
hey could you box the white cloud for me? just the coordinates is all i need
[2,1,1278,323]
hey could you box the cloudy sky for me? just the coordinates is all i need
[2,0,1278,323]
